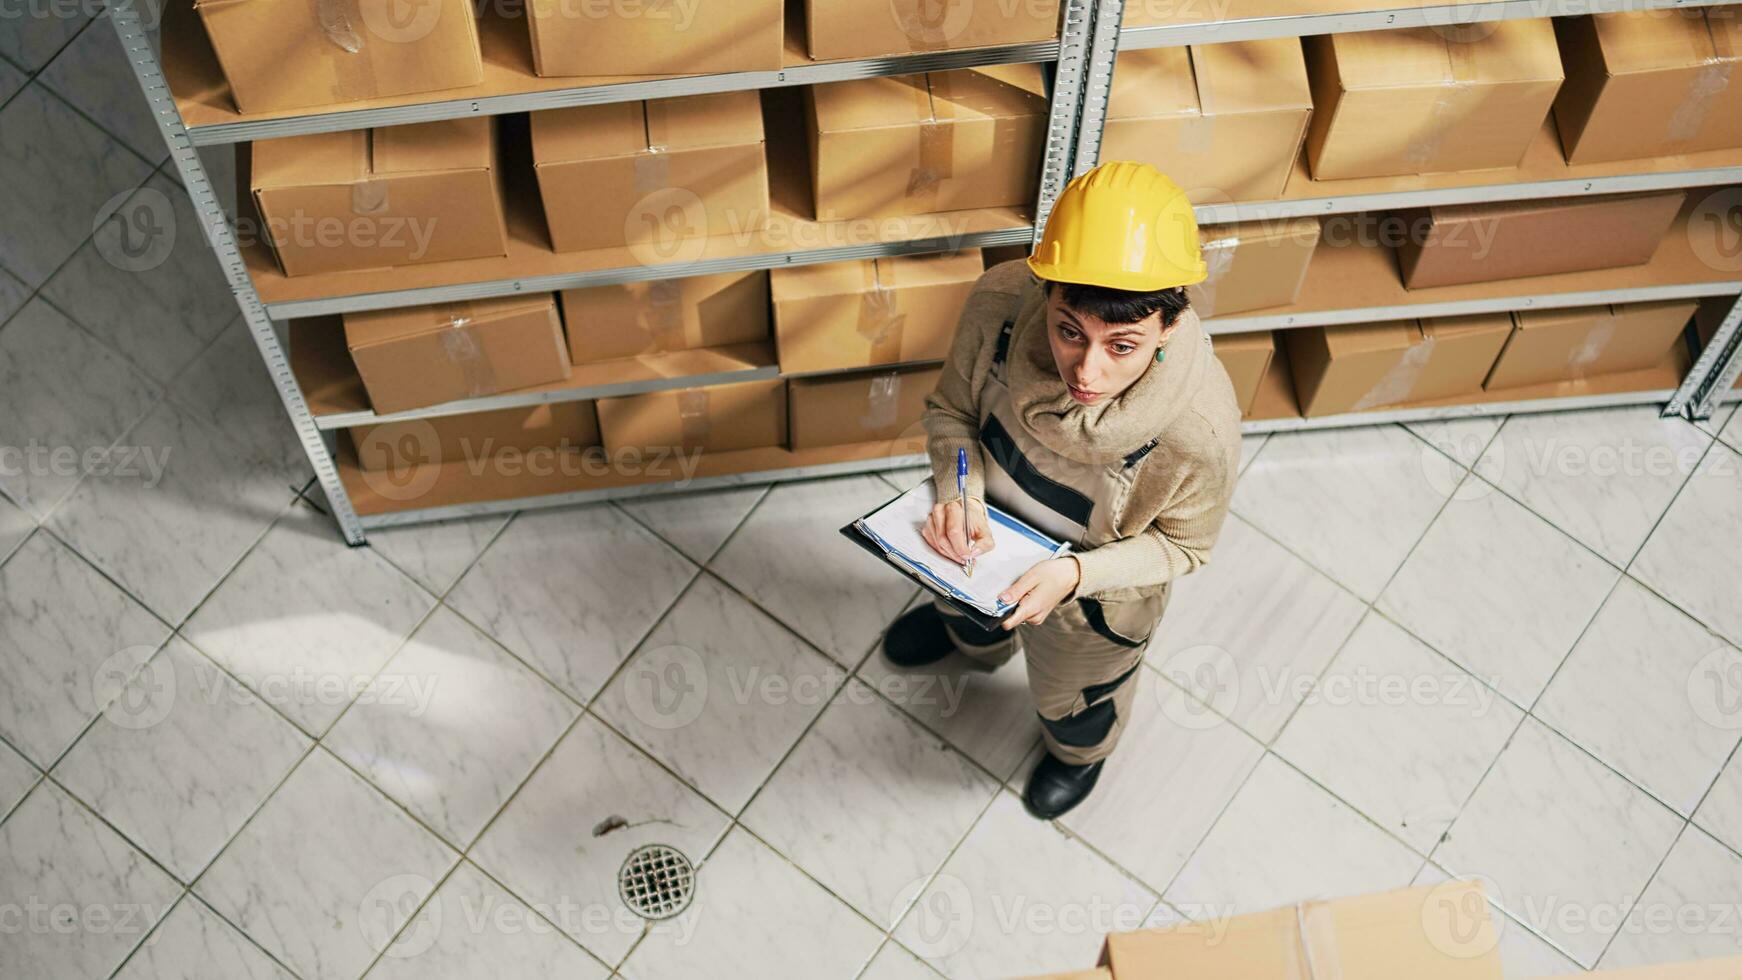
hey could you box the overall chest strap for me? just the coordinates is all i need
[991,319,1014,378]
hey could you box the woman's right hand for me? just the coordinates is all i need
[923,496,996,567]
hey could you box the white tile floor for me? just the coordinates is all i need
[5,13,1742,980]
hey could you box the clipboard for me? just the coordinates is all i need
[840,481,1071,635]
[838,523,1009,633]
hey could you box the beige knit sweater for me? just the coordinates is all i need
[922,260,1243,598]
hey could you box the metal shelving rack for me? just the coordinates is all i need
[114,0,1742,543]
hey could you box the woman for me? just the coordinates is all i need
[882,162,1243,819]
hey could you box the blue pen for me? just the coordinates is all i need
[957,447,975,578]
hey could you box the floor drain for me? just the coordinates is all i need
[618,843,696,920]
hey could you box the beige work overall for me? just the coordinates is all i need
[933,319,1170,766]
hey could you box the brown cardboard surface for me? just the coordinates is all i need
[1532,955,1742,979]
[562,271,771,364]
[1303,19,1564,180]
[1486,299,1696,389]
[805,0,1059,61]
[251,118,508,277]
[1190,217,1321,317]
[1013,969,1111,980]
[1392,189,1687,289]
[1553,8,1742,164]
[788,364,942,450]
[1412,313,1513,401]
[1212,330,1276,416]
[349,400,601,471]
[343,293,569,415]
[1285,313,1509,415]
[1105,39,1314,202]
[1103,882,1503,979]
[597,378,788,454]
[531,90,769,253]
[1247,339,1302,419]
[771,249,982,373]
[527,0,782,76]
[193,0,482,114]
[806,64,1048,219]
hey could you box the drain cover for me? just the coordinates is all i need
[618,844,696,920]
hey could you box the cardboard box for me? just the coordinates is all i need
[1103,882,1503,979]
[527,0,782,76]
[1531,955,1742,979]
[1014,970,1111,980]
[349,401,601,471]
[1189,217,1320,318]
[251,118,508,277]
[1212,331,1276,416]
[805,0,1059,61]
[805,64,1048,219]
[194,0,482,115]
[1285,313,1512,416]
[561,271,770,364]
[597,378,787,454]
[343,294,569,415]
[788,365,943,450]
[531,91,768,253]
[1104,39,1313,203]
[771,250,982,373]
[1303,20,1564,179]
[1553,8,1742,164]
[1486,300,1697,390]
[1392,189,1686,289]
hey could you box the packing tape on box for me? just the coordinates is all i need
[633,101,674,196]
[1177,47,1216,155]
[1191,237,1238,315]
[1407,34,1479,168]
[858,259,907,364]
[677,388,711,446]
[352,130,390,214]
[1566,307,1620,377]
[435,301,500,397]
[1666,13,1735,142]
[863,371,903,429]
[638,278,687,350]
[1351,325,1436,412]
[310,0,383,102]
[1286,900,1345,980]
[907,74,955,210]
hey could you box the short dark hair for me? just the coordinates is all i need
[1045,281,1191,327]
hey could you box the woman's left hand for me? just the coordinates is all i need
[999,557,1082,630]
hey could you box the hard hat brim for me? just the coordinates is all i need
[1026,254,1208,293]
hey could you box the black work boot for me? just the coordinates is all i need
[1023,751,1104,819]
[881,605,958,668]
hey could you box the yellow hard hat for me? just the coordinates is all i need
[1026,161,1207,292]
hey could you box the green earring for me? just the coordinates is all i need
[1155,347,1167,363]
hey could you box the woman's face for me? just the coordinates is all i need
[1044,289,1178,406]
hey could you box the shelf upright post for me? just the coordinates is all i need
[1071,0,1126,178]
[1033,0,1103,246]
[1668,293,1742,421]
[108,0,370,544]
